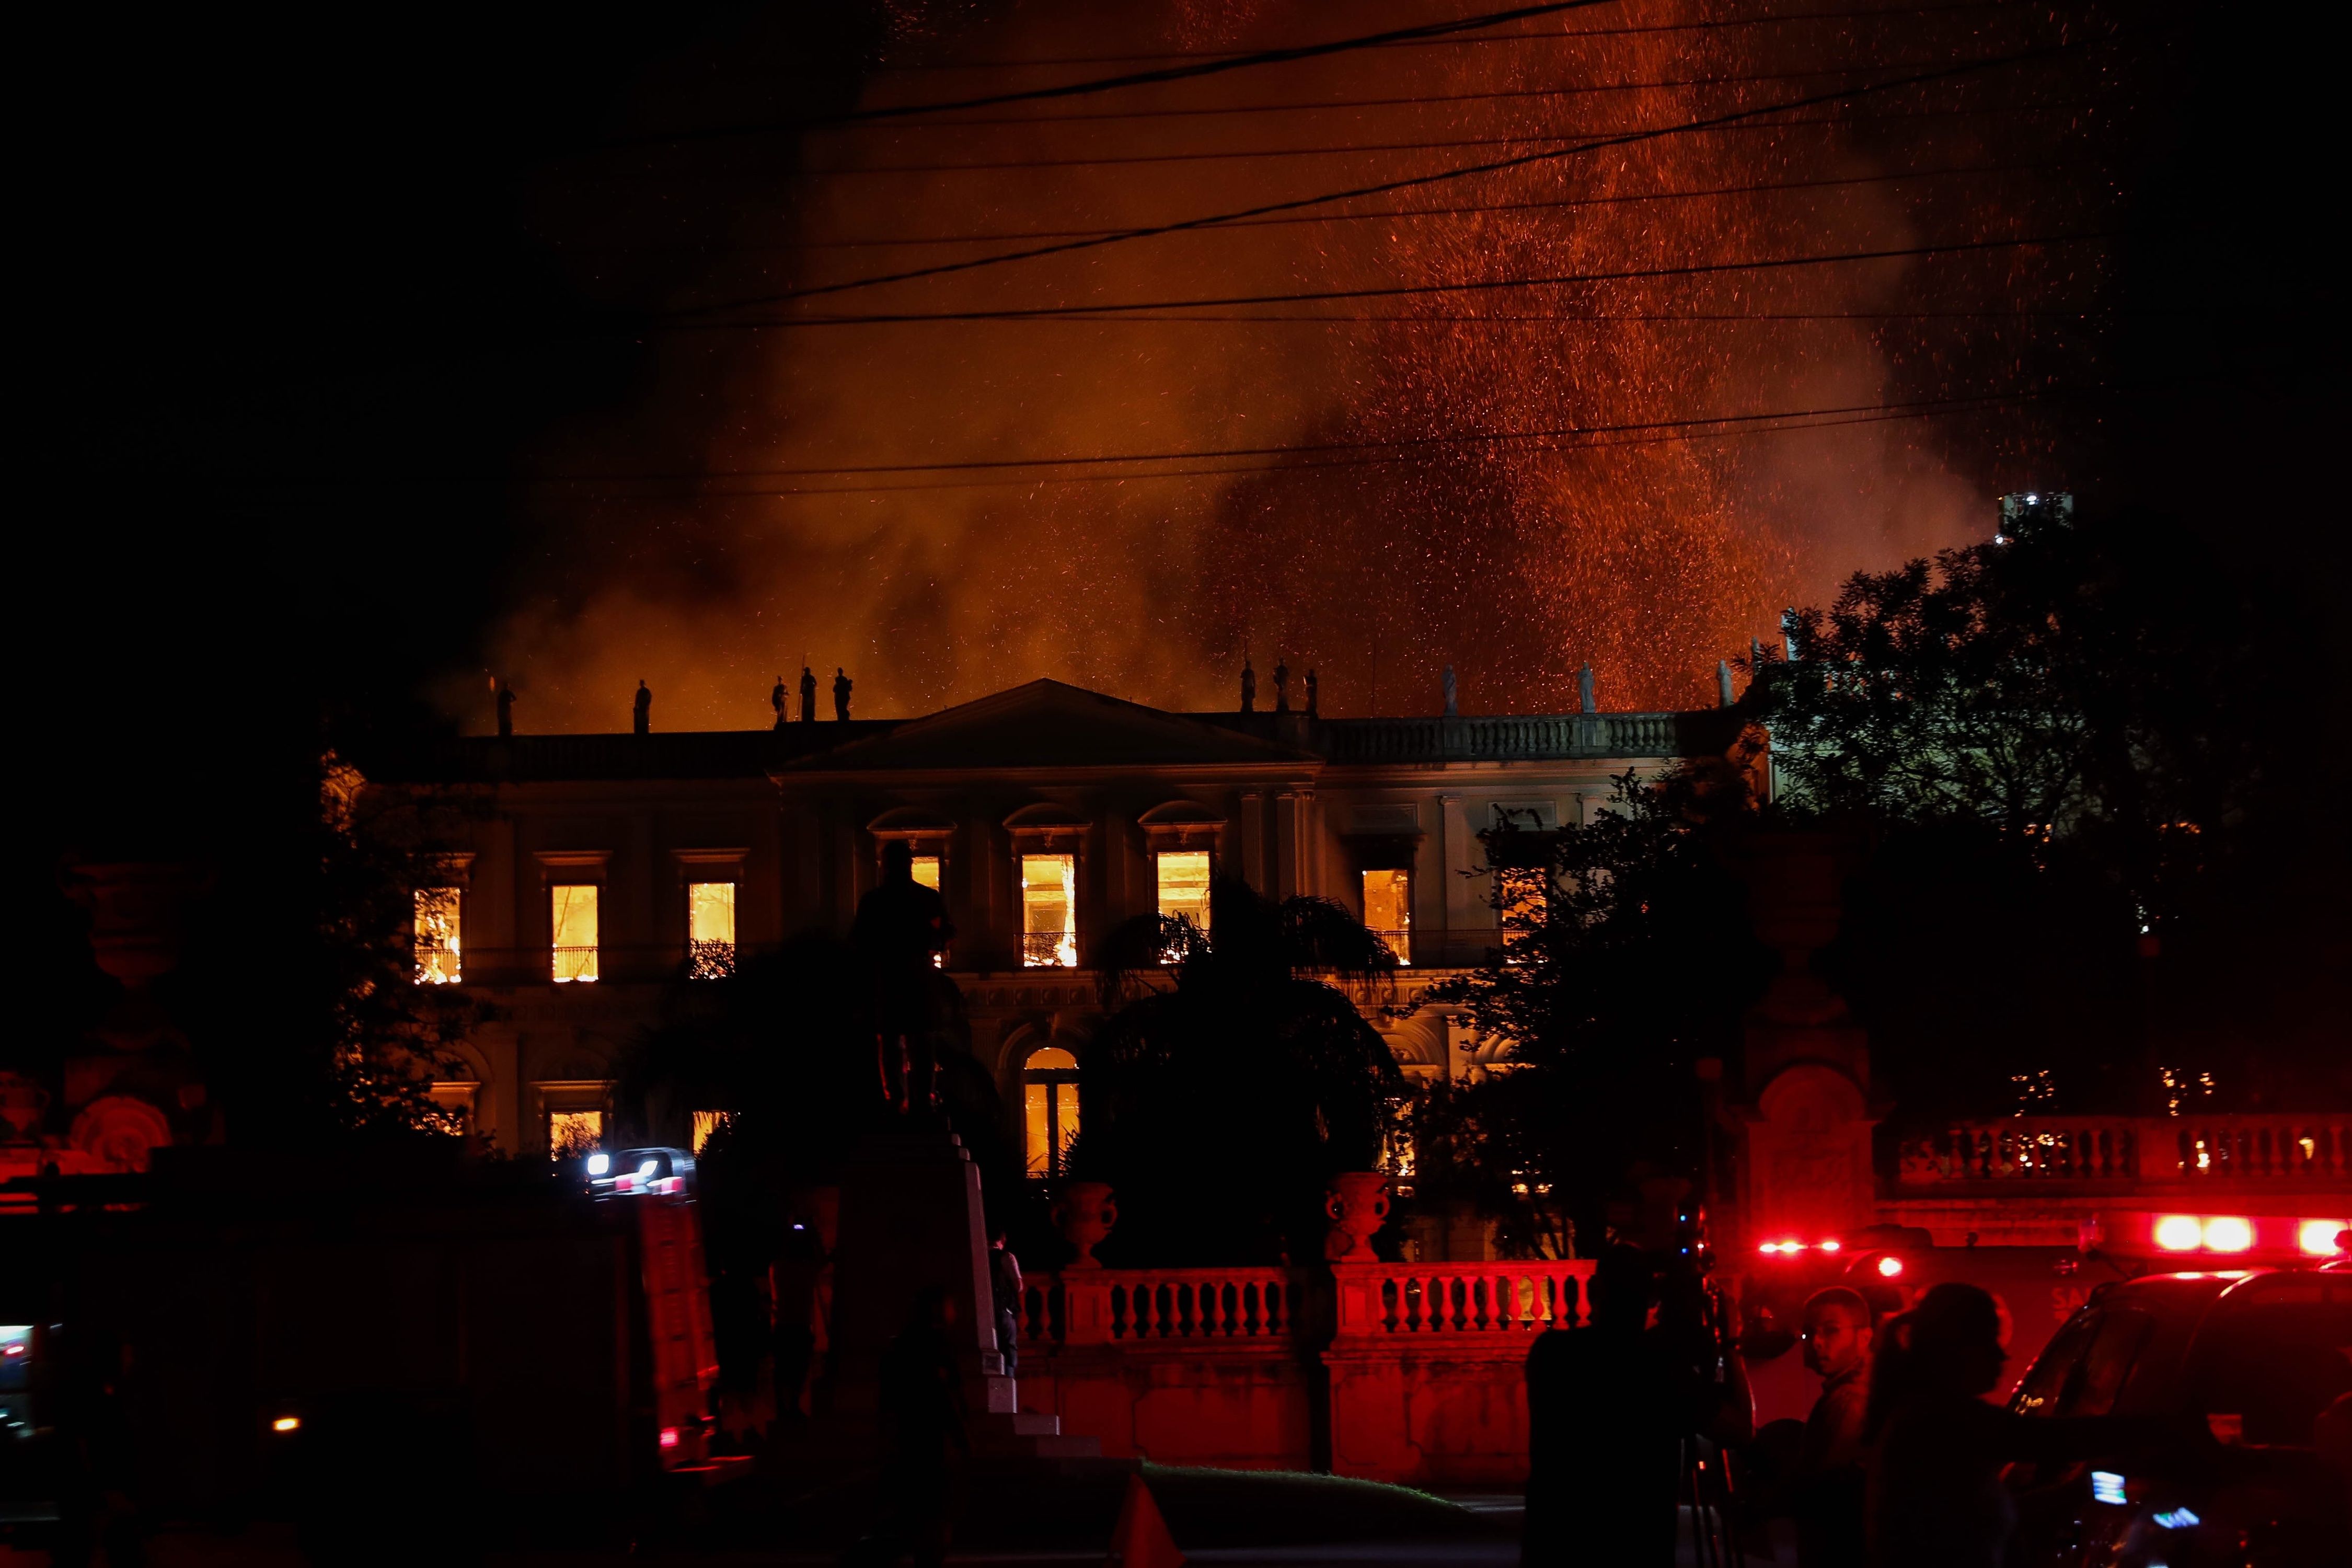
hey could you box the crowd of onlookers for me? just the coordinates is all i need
[1523,1246,2227,1568]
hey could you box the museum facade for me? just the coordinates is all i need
[364,678,1745,1167]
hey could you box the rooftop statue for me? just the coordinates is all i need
[632,680,651,734]
[1305,667,1319,719]
[1274,658,1292,714]
[834,667,854,721]
[1579,664,1597,715]
[771,675,788,731]
[800,665,818,723]
[1443,665,1458,716]
[1240,659,1256,714]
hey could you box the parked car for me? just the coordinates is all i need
[2003,1267,2349,1567]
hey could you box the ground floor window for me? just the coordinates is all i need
[549,1108,605,1158]
[1023,1046,1080,1177]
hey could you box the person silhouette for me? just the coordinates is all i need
[833,667,853,721]
[1794,1287,1874,1568]
[632,680,651,734]
[799,664,817,723]
[1864,1283,2197,1568]
[1523,1246,1685,1567]
[850,1286,969,1568]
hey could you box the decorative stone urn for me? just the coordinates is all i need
[1052,1181,1117,1268]
[1324,1171,1392,1262]
[0,1074,48,1143]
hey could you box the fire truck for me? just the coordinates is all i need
[0,1144,721,1561]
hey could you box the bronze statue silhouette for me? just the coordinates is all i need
[495,681,515,738]
[853,841,956,1116]
[1240,660,1256,713]
[800,665,818,723]
[1274,658,1291,713]
[771,675,788,730]
[632,680,651,734]
[833,667,854,721]
[1305,668,1319,719]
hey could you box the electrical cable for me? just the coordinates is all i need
[672,35,2098,314]
[678,231,2114,330]
[613,0,1634,143]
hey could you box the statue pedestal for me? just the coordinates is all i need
[830,1131,1097,1459]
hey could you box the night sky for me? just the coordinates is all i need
[25,1,2345,848]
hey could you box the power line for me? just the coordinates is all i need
[801,57,2009,132]
[681,232,2114,329]
[675,37,2095,314]
[782,101,2094,178]
[719,161,2076,252]
[858,3,2025,73]
[614,0,1632,145]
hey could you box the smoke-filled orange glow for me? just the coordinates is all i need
[472,1,2124,730]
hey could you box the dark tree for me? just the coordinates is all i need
[1755,504,2349,1116]
[1077,879,1402,1266]
[1426,772,1770,1255]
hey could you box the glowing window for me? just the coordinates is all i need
[550,884,600,983]
[1362,869,1412,964]
[414,887,462,984]
[548,1109,604,1158]
[1498,868,1548,958]
[691,1109,734,1155]
[1021,854,1078,967]
[1156,850,1212,933]
[1023,1046,1080,1178]
[910,855,946,966]
[687,881,736,979]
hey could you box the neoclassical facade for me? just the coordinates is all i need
[364,679,1742,1165]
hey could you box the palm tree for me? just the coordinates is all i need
[1075,878,1402,1266]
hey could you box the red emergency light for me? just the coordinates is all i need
[1757,1238,1842,1256]
[2141,1213,2347,1257]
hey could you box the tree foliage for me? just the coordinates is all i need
[1076,878,1403,1266]
[1423,773,1769,1253]
[1755,504,2348,1115]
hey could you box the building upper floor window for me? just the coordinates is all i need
[1156,850,1212,932]
[1021,854,1077,967]
[687,881,736,978]
[1498,868,1548,960]
[551,884,600,982]
[910,855,946,966]
[1362,869,1412,965]
[414,887,462,984]
[549,1108,604,1159]
[1023,1045,1080,1178]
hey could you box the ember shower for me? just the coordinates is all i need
[480,0,2128,730]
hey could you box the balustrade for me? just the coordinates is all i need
[1897,1115,2349,1187]
[1334,1260,1589,1338]
[1022,1267,1293,1346]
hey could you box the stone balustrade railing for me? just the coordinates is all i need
[1333,1260,1591,1338]
[1314,711,1730,766]
[1897,1115,2351,1187]
[1023,1266,1294,1346]
[1018,1258,1595,1350]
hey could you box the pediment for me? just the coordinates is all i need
[779,679,1320,774]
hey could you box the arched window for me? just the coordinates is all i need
[1022,1046,1080,1178]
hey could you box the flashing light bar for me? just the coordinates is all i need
[1876,1254,1905,1278]
[2148,1213,2345,1256]
[1757,1239,1843,1255]
[2090,1471,2128,1507]
[271,1416,301,1434]
[659,1427,682,1450]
